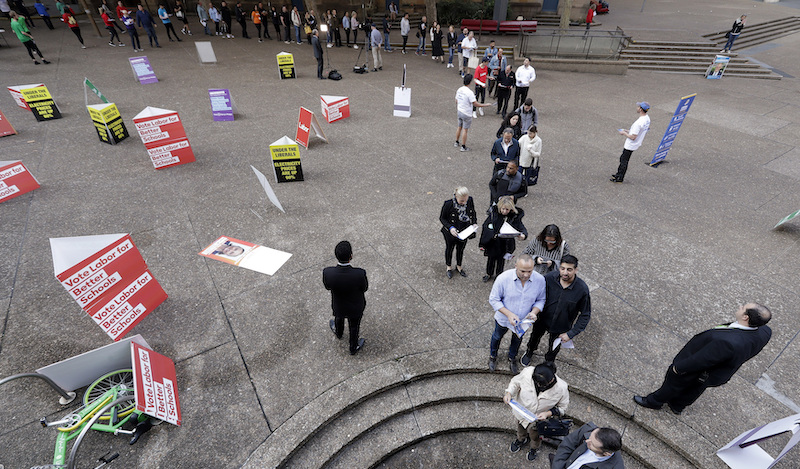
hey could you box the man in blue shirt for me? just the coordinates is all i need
[136,4,160,47]
[488,254,546,373]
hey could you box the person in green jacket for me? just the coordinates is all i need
[10,11,50,64]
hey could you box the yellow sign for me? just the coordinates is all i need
[20,85,61,121]
[269,136,303,182]
[276,52,296,79]
[87,103,129,145]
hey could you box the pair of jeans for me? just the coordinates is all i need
[490,320,522,360]
[384,32,391,50]
[294,25,300,42]
[724,33,738,51]
[416,35,425,53]
[448,46,454,63]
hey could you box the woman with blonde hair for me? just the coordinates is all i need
[350,11,359,48]
[439,187,478,279]
[479,196,527,282]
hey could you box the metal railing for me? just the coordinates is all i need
[517,27,631,60]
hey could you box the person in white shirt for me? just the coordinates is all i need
[514,57,536,109]
[460,31,477,76]
[454,73,493,152]
[400,12,410,53]
[611,102,651,183]
[518,125,541,185]
[551,423,624,469]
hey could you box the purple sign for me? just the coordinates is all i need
[129,57,158,85]
[208,89,234,121]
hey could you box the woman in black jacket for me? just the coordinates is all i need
[439,186,478,279]
[479,196,528,282]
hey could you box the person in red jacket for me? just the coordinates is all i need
[585,3,596,35]
[62,10,85,48]
[473,57,490,117]
[100,8,124,46]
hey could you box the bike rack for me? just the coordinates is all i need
[0,373,77,405]
[67,396,130,469]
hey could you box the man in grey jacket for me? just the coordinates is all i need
[551,423,624,469]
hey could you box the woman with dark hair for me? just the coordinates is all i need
[503,361,569,462]
[496,112,522,139]
[439,186,478,279]
[523,224,570,275]
[479,196,527,282]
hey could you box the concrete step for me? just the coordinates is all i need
[624,44,720,53]
[629,64,782,79]
[621,49,734,58]
[627,59,761,68]
[629,40,719,48]
[702,16,800,40]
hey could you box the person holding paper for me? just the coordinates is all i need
[323,241,368,356]
[503,361,569,462]
[489,160,528,204]
[439,187,478,279]
[634,303,772,415]
[490,128,521,173]
[488,254,544,374]
[480,196,528,283]
[524,224,570,276]
[521,255,591,366]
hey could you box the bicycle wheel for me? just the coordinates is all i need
[83,369,136,420]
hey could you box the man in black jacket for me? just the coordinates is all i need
[551,423,624,469]
[634,302,772,415]
[521,254,590,365]
[489,160,527,204]
[323,241,368,355]
[312,29,324,79]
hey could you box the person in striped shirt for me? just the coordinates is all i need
[523,224,570,276]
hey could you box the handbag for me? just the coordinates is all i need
[725,31,731,38]
[528,166,540,186]
[535,417,572,438]
[304,24,312,34]
[468,55,479,69]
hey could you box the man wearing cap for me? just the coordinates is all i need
[611,102,651,183]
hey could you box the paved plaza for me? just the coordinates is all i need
[1,0,800,467]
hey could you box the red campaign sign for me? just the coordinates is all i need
[131,342,182,426]
[133,107,194,170]
[51,234,167,341]
[0,109,18,138]
[320,95,350,124]
[7,85,32,110]
[0,161,40,203]
[295,107,312,148]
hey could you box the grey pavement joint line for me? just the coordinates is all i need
[191,213,273,433]
[756,373,800,413]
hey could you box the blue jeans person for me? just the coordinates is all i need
[489,320,523,360]
[448,46,454,64]
[294,25,300,43]
[416,34,425,54]
[724,33,739,51]
[384,32,391,50]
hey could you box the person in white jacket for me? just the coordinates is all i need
[504,361,569,462]
[400,12,410,53]
[518,125,542,185]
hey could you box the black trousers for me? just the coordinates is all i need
[514,86,529,110]
[41,16,54,29]
[164,22,179,40]
[70,27,84,44]
[255,23,262,39]
[525,319,560,362]
[402,34,408,51]
[106,25,121,42]
[23,40,44,59]
[316,56,324,78]
[486,255,504,277]
[344,27,350,44]
[238,19,248,37]
[334,315,362,353]
[644,367,710,412]
[443,232,467,267]
[475,85,485,103]
[497,87,511,116]
[333,28,341,46]
[614,148,634,181]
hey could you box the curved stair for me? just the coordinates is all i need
[702,16,800,51]
[242,349,725,469]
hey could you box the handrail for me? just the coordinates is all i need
[0,373,77,405]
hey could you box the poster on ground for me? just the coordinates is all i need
[199,236,292,276]
[320,95,350,123]
[129,57,159,84]
[650,93,696,166]
[717,413,800,469]
[0,161,39,203]
[269,136,303,182]
[87,103,129,144]
[8,84,62,121]
[131,342,182,426]
[277,52,296,79]
[50,233,167,341]
[209,89,234,121]
[706,55,731,79]
[0,109,18,137]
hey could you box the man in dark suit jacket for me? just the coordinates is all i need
[635,303,772,415]
[489,160,527,204]
[551,422,624,469]
[312,28,324,79]
[490,129,520,172]
[323,241,368,355]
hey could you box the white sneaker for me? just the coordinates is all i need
[354,45,358,49]
[327,43,333,48]
[473,111,477,118]
[479,108,484,116]
[119,43,125,46]
[109,42,115,46]
[81,45,86,49]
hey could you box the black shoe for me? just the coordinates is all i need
[610,177,622,183]
[372,68,378,72]
[520,353,532,367]
[458,269,467,278]
[482,275,491,283]
[378,66,382,70]
[488,356,496,372]
[350,338,365,355]
[42,59,51,64]
[446,270,453,279]
[667,403,683,415]
[527,448,539,461]
[509,357,519,374]
[633,395,662,410]
[510,437,529,453]
[329,319,342,339]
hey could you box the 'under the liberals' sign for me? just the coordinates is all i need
[7,84,62,121]
[133,106,196,169]
[269,136,304,183]
[0,160,39,203]
[277,51,296,79]
[50,233,168,341]
[87,103,129,145]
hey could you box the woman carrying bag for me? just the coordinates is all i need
[518,125,542,185]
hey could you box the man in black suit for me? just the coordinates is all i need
[551,422,624,469]
[634,303,772,415]
[312,28,324,79]
[323,241,368,355]
[490,129,520,173]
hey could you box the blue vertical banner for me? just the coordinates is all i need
[650,93,696,167]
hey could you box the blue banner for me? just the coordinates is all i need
[649,93,696,166]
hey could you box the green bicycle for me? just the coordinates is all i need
[33,369,158,469]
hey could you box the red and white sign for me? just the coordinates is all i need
[133,107,195,169]
[50,233,167,341]
[131,342,182,426]
[295,107,328,148]
[0,161,39,203]
[0,109,17,137]
[7,84,35,110]
[320,95,350,124]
